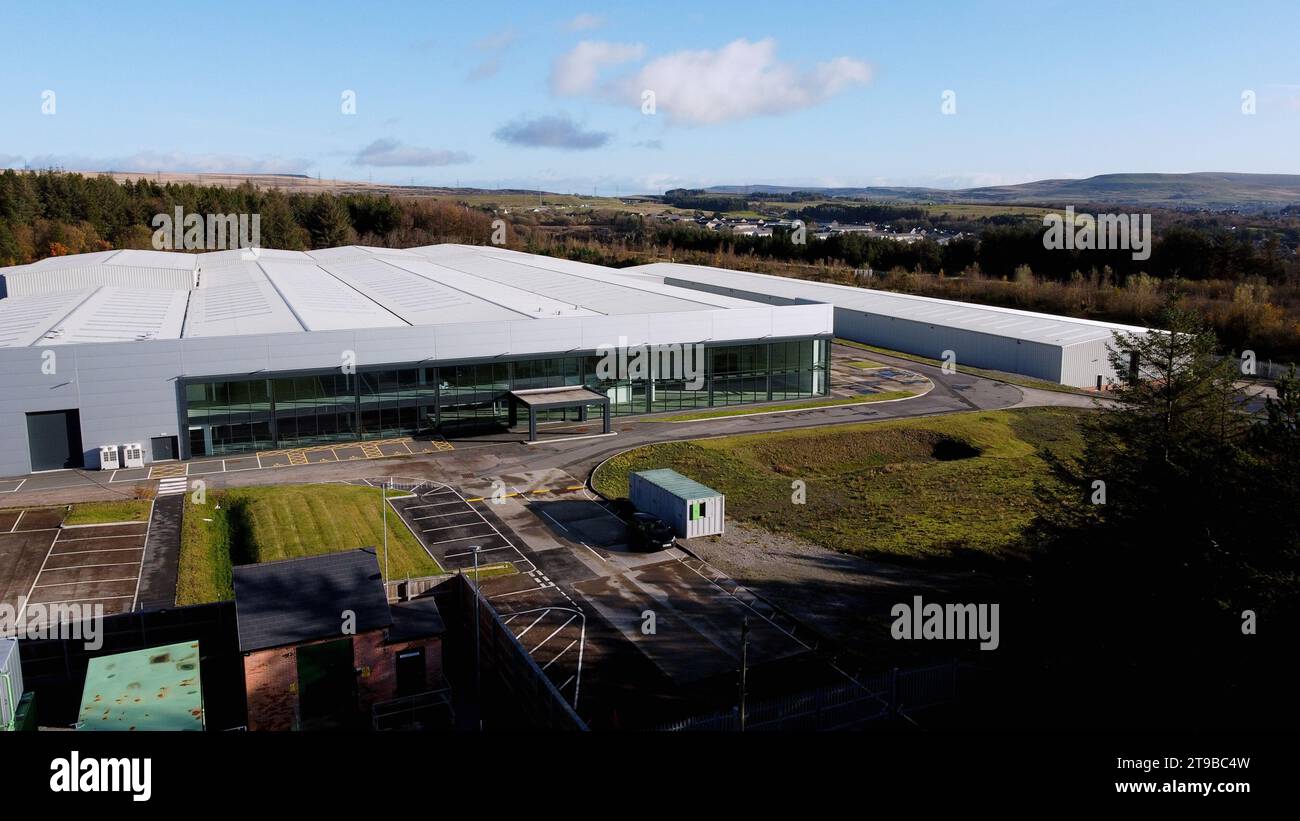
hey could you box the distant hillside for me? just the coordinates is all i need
[703,173,1300,211]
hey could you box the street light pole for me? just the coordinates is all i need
[739,617,750,732]
[470,544,482,732]
[381,479,390,583]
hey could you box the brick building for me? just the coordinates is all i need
[233,549,446,731]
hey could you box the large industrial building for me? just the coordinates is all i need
[0,245,832,476]
[626,262,1150,389]
[0,243,1150,478]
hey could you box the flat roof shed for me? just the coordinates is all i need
[76,641,205,731]
[508,386,611,442]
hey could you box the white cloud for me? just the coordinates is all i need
[563,13,604,32]
[493,114,611,150]
[475,29,517,51]
[611,38,872,125]
[352,139,473,167]
[467,58,500,82]
[22,151,313,175]
[551,40,645,96]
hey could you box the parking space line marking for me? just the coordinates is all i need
[49,546,145,556]
[11,510,25,532]
[428,534,504,547]
[541,639,579,670]
[406,481,538,575]
[410,509,478,522]
[486,584,550,600]
[444,545,513,558]
[421,522,498,535]
[22,517,62,610]
[130,498,155,611]
[43,561,142,571]
[56,533,147,542]
[35,595,134,605]
[531,615,577,653]
[35,577,140,588]
[514,612,548,640]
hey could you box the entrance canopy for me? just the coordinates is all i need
[508,387,611,442]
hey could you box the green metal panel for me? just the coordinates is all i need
[632,469,722,502]
[77,641,204,731]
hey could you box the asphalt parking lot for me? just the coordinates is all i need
[435,469,823,727]
[0,507,148,618]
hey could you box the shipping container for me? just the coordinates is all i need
[0,637,23,731]
[630,468,725,539]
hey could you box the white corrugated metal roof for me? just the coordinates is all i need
[104,249,198,270]
[0,290,96,347]
[627,262,1151,347]
[257,259,408,331]
[183,269,304,338]
[0,244,826,347]
[314,256,541,325]
[43,286,189,345]
[407,245,760,314]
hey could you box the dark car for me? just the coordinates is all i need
[630,512,676,551]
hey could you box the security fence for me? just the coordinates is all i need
[451,573,587,732]
[656,662,973,732]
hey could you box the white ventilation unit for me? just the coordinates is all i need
[121,443,145,469]
[98,445,120,471]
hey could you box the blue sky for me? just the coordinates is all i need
[1,0,1298,193]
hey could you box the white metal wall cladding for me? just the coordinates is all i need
[1061,338,1122,388]
[629,474,725,539]
[835,309,1064,382]
[0,638,23,729]
[0,302,833,476]
[2,265,196,296]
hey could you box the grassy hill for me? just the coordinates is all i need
[704,172,1300,211]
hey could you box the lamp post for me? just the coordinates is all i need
[381,478,390,582]
[739,617,750,732]
[470,545,482,731]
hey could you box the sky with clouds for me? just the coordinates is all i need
[1,0,1298,194]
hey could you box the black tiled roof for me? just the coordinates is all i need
[233,549,392,652]
[388,597,447,642]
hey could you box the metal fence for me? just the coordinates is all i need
[13,601,247,730]
[372,688,455,731]
[453,574,587,732]
[386,573,453,603]
[1217,354,1295,382]
[655,662,971,732]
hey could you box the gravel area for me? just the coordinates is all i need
[683,520,976,652]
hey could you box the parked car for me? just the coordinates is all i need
[630,512,676,551]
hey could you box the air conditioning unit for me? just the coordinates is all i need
[121,443,145,469]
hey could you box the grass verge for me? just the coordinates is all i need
[650,391,916,422]
[64,499,152,525]
[177,483,443,605]
[593,406,1088,564]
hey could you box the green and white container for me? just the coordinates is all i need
[0,638,23,731]
[629,469,725,539]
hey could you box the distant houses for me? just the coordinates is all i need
[652,212,959,243]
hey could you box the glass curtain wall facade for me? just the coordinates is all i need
[184,338,829,457]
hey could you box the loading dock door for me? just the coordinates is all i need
[26,409,84,471]
[151,435,178,462]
